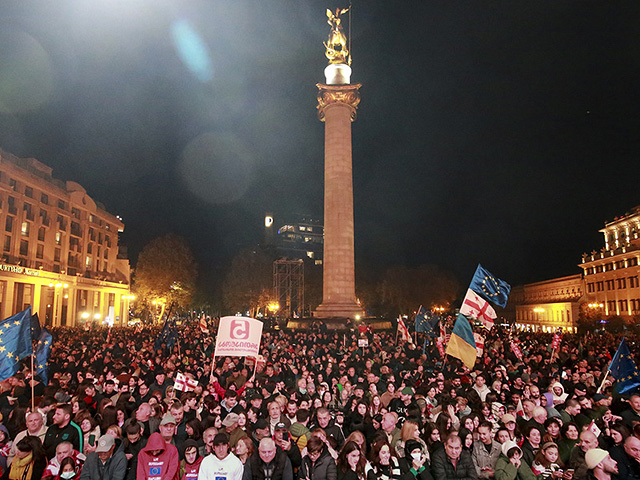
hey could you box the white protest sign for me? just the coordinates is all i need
[214,316,263,358]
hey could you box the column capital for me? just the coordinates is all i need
[316,83,362,122]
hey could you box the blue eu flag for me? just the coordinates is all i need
[35,327,52,385]
[469,264,511,308]
[415,306,440,337]
[0,307,33,381]
[608,338,640,394]
[415,306,429,333]
[155,317,178,350]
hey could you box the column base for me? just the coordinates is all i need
[313,302,364,319]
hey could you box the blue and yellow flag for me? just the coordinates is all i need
[469,264,511,308]
[608,338,640,394]
[0,307,33,381]
[445,313,477,369]
[35,327,53,385]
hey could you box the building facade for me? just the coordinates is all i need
[510,205,640,331]
[276,218,324,264]
[579,206,640,319]
[511,275,583,332]
[0,149,131,326]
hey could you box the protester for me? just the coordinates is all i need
[300,434,337,480]
[199,433,243,480]
[179,440,203,480]
[79,434,126,480]
[136,432,179,480]
[3,316,640,480]
[5,436,47,480]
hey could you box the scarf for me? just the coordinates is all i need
[9,453,33,480]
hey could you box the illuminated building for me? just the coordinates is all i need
[511,275,583,332]
[510,205,640,331]
[276,218,323,264]
[579,206,640,319]
[0,149,131,326]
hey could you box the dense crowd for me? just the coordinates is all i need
[0,318,637,480]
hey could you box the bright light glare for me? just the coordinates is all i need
[170,19,213,82]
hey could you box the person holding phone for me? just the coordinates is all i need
[274,422,302,470]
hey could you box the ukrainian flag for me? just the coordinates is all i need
[446,313,477,369]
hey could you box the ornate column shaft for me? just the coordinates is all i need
[313,83,364,319]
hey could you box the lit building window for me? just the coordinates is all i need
[306,251,314,258]
[21,222,29,236]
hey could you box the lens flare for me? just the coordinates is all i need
[170,19,213,82]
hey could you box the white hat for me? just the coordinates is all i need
[501,440,521,457]
[585,448,608,470]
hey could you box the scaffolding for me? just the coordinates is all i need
[273,259,304,318]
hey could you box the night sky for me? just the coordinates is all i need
[0,1,639,292]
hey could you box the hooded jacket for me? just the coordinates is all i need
[136,432,179,480]
[549,383,568,405]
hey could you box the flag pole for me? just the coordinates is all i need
[596,370,610,394]
[30,354,35,412]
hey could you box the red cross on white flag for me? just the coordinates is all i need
[460,289,497,330]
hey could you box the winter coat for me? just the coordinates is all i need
[299,448,337,480]
[494,454,536,480]
[78,438,127,480]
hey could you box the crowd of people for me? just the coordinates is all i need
[0,317,637,480]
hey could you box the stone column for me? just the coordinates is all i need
[313,81,364,320]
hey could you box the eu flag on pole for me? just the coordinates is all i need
[35,327,52,385]
[415,306,429,332]
[31,312,41,340]
[469,264,511,308]
[608,338,640,394]
[155,317,178,350]
[0,307,33,381]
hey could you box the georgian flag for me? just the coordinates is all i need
[397,316,412,344]
[199,314,209,334]
[174,372,198,392]
[474,332,485,357]
[460,289,497,330]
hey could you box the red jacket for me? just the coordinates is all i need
[137,433,179,480]
[181,456,203,480]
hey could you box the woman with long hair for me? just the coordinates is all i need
[99,406,118,434]
[394,420,429,462]
[369,395,383,418]
[531,442,563,479]
[367,440,401,480]
[557,422,579,466]
[5,436,47,480]
[74,410,100,454]
[423,422,442,455]
[337,441,367,480]
[542,418,562,444]
[232,436,253,465]
[185,418,205,456]
[521,425,542,468]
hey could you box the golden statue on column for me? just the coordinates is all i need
[324,8,351,65]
